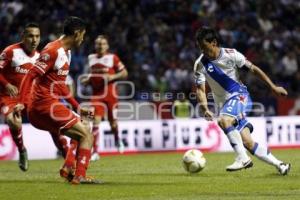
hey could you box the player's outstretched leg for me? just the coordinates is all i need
[241,125,291,175]
[64,121,102,184]
[6,112,28,171]
[218,116,252,171]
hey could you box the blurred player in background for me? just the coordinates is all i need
[194,27,290,175]
[15,16,101,184]
[81,35,128,160]
[0,23,40,171]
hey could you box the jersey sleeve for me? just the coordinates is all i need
[33,49,57,75]
[194,59,206,86]
[113,54,125,72]
[0,48,13,86]
[234,49,253,69]
[0,48,13,69]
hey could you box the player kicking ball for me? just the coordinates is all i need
[194,27,290,175]
[15,16,101,184]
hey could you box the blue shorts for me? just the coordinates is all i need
[220,90,253,132]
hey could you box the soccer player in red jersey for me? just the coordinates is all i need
[0,23,40,171]
[82,35,128,160]
[15,17,101,184]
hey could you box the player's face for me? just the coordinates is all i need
[198,39,217,58]
[95,38,109,54]
[22,27,40,52]
[74,29,86,47]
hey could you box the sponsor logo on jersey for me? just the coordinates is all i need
[15,66,29,74]
[207,65,214,72]
[35,61,48,69]
[57,69,69,76]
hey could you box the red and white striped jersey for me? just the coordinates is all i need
[0,43,39,95]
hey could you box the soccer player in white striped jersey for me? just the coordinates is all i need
[194,27,290,175]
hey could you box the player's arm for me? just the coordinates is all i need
[249,64,288,96]
[234,49,288,97]
[108,68,128,82]
[59,83,79,111]
[13,65,41,114]
[196,84,213,121]
[16,51,55,112]
[194,59,213,121]
[108,55,128,82]
[0,50,18,97]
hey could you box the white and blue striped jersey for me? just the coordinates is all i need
[194,48,253,106]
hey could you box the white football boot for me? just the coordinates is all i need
[226,157,253,171]
[277,163,291,175]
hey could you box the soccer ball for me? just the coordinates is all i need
[182,149,206,173]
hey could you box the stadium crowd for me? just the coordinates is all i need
[0,0,299,116]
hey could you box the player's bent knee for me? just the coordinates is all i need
[218,116,235,129]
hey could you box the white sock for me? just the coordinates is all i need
[225,126,250,162]
[251,142,282,167]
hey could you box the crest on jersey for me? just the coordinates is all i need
[41,53,50,61]
[0,52,6,60]
[226,60,234,67]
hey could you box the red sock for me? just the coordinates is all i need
[63,139,78,168]
[10,128,25,152]
[75,148,91,177]
[92,126,99,153]
[51,134,69,158]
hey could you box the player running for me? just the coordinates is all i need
[15,16,101,184]
[194,27,291,175]
[81,35,128,160]
[0,23,40,171]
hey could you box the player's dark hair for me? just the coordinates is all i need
[63,16,86,36]
[195,27,221,46]
[23,23,40,34]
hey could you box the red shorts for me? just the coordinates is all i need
[0,96,18,116]
[0,95,28,117]
[90,98,117,121]
[28,101,79,134]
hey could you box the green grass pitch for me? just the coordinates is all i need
[0,149,299,200]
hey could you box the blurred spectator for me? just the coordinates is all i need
[281,51,298,78]
[0,0,299,117]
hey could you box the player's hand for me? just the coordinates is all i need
[272,86,288,97]
[13,103,25,119]
[103,74,114,83]
[5,83,18,97]
[204,110,214,121]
